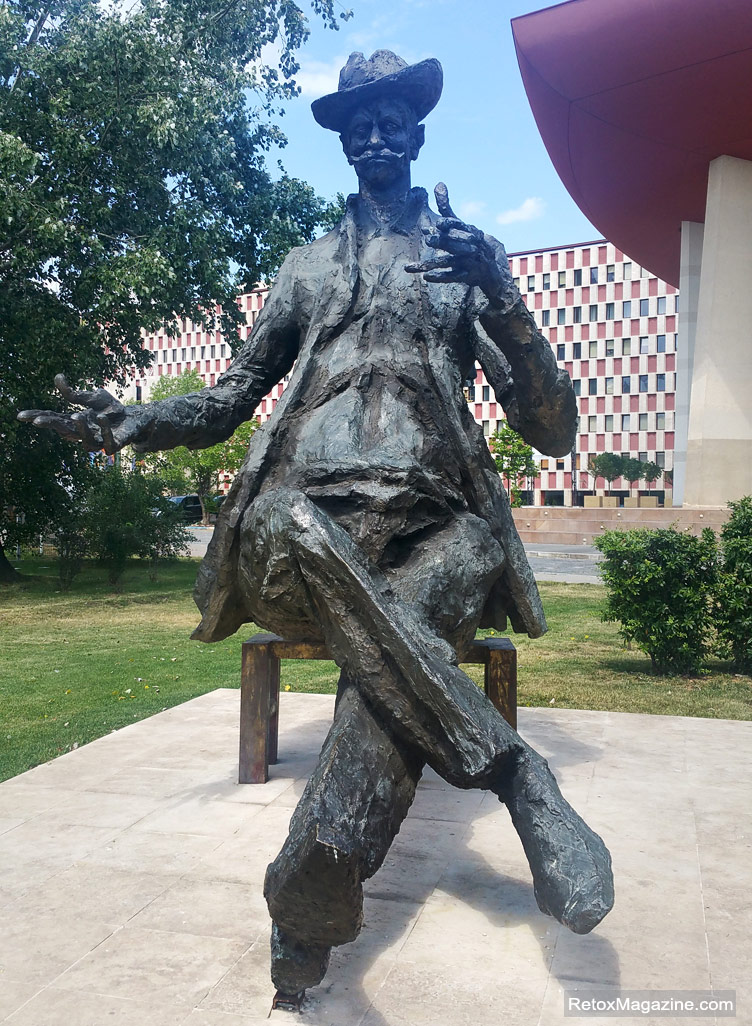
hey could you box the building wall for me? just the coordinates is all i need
[123,240,679,505]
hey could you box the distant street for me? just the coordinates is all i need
[186,528,603,584]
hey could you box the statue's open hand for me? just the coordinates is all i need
[405,183,505,300]
[17,374,137,454]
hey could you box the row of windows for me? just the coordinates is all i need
[572,373,672,396]
[581,412,672,432]
[155,344,227,363]
[556,335,676,360]
[515,262,642,291]
[542,297,676,326]
[539,451,667,470]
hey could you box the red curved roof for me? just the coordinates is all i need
[512,0,752,287]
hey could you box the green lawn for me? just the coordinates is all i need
[1,556,750,782]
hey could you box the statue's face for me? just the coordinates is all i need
[342,97,424,187]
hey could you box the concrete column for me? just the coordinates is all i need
[684,155,752,507]
[672,220,704,506]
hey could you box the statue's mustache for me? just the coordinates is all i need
[351,148,405,165]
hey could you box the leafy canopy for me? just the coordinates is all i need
[139,369,256,521]
[488,421,537,507]
[0,0,345,573]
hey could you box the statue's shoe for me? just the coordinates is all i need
[270,922,330,994]
[497,747,614,934]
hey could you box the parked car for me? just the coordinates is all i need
[168,494,203,523]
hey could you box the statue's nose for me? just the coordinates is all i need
[368,124,384,148]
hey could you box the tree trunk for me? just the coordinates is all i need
[0,541,21,582]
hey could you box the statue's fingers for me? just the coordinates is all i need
[20,412,84,442]
[54,373,118,413]
[17,409,50,422]
[404,255,454,273]
[434,182,457,219]
[96,414,117,454]
[435,219,483,239]
[422,268,470,284]
[427,235,478,256]
[71,411,102,451]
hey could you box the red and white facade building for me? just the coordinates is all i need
[126,239,679,505]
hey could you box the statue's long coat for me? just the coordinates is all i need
[184,190,576,645]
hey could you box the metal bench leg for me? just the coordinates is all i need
[485,643,518,729]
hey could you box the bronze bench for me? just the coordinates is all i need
[239,633,517,784]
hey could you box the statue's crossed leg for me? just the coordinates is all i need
[239,489,614,993]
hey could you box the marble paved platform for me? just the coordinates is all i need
[0,691,749,1026]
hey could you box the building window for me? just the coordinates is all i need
[558,271,566,287]
[590,267,599,284]
[557,308,566,325]
[622,376,631,392]
[513,277,520,288]
[588,379,597,395]
[639,413,648,430]
[623,262,632,279]
[573,380,581,396]
[210,345,216,357]
[482,420,490,436]
[191,347,196,359]
[656,451,665,468]
[482,385,490,401]
[639,298,649,316]
[556,459,565,470]
[606,264,615,282]
[606,339,614,356]
[541,310,550,326]
[657,296,666,315]
[589,340,598,358]
[588,415,597,432]
[606,302,614,320]
[621,414,631,430]
[639,451,648,462]
[557,343,565,360]
[656,412,666,430]
[605,377,614,394]
[657,334,666,352]
[622,338,631,356]
[605,414,613,431]
[656,373,666,391]
[573,306,582,323]
[639,374,649,392]
[622,300,632,318]
[572,342,582,359]
[589,304,598,321]
[542,272,550,290]
[135,385,142,402]
[181,348,186,360]
[539,458,549,470]
[574,268,582,286]
[640,336,649,353]
[527,275,535,291]
[200,346,206,358]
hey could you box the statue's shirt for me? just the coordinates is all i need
[261,220,469,558]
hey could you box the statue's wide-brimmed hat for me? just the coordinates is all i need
[311,50,443,133]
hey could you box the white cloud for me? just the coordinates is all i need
[295,56,346,98]
[496,197,545,226]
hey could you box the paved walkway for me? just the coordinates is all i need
[1,692,749,1025]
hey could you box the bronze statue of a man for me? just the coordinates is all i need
[20,51,613,999]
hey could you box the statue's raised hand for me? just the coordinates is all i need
[17,374,139,454]
[405,183,505,302]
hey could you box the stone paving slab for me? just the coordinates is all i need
[1,690,749,1025]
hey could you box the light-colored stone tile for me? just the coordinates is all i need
[80,827,224,874]
[5,986,192,1026]
[183,1012,277,1026]
[199,938,276,1019]
[56,926,247,1005]
[0,784,78,818]
[0,910,117,983]
[0,978,45,1020]
[0,816,24,835]
[8,862,173,924]
[132,795,265,838]
[131,876,269,942]
[40,790,164,830]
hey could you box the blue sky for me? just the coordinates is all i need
[270,0,600,253]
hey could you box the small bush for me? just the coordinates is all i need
[715,496,752,673]
[595,527,718,675]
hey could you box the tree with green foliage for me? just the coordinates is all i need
[640,460,663,492]
[714,496,752,673]
[140,369,257,523]
[587,452,625,494]
[0,0,346,579]
[621,456,645,497]
[83,464,190,587]
[488,421,537,507]
[595,526,718,675]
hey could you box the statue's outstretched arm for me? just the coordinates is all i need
[18,254,303,455]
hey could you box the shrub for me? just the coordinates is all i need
[595,527,718,675]
[84,466,190,587]
[714,496,752,673]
